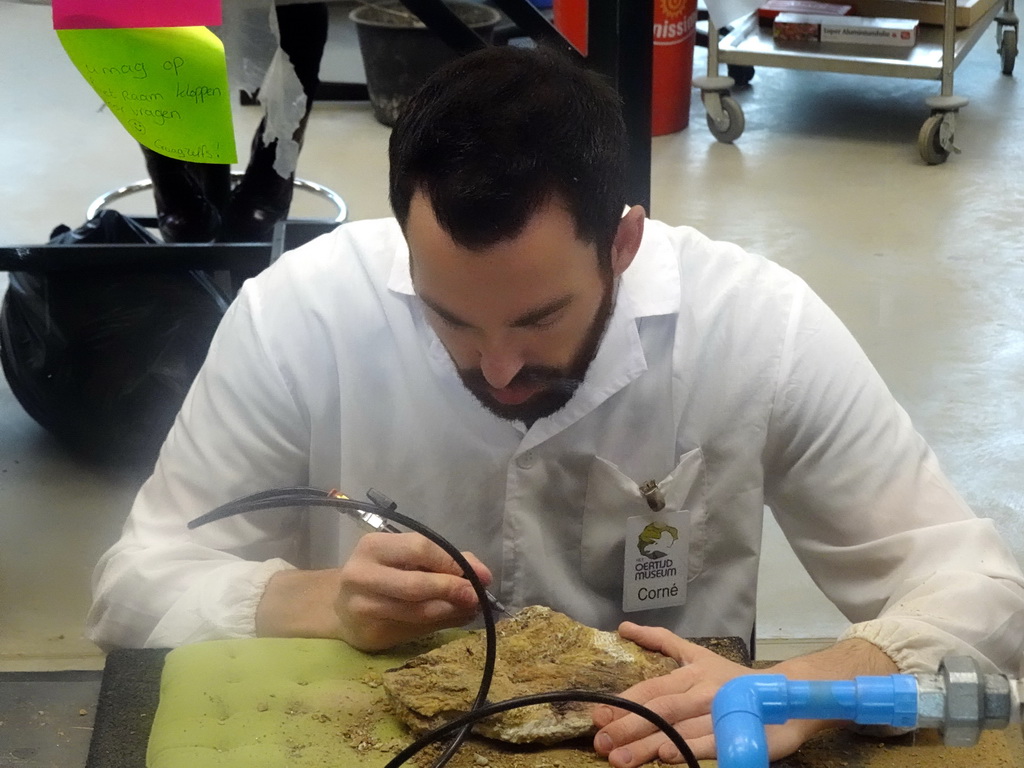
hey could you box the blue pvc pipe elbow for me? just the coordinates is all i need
[712,676,786,768]
[711,674,918,768]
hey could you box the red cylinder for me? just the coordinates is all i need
[553,0,698,136]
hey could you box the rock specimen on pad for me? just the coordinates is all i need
[381,605,678,745]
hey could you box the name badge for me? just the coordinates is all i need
[623,511,688,612]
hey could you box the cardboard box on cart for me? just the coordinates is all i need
[774,12,919,44]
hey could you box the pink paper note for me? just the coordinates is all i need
[53,0,222,30]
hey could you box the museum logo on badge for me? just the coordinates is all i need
[623,511,688,612]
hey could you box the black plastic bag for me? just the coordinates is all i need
[0,210,229,470]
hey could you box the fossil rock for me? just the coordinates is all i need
[381,605,678,745]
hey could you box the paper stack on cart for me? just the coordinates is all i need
[773,13,919,46]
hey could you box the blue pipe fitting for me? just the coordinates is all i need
[711,674,918,768]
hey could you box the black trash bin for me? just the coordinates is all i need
[351,0,501,126]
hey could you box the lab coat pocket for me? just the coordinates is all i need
[580,448,707,595]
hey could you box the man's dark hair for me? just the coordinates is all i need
[389,45,628,266]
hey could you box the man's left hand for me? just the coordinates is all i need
[591,622,825,766]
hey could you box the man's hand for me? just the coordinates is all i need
[592,623,897,767]
[255,532,493,651]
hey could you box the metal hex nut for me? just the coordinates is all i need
[982,673,1011,730]
[940,655,983,747]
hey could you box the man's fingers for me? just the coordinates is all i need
[598,720,704,768]
[362,533,493,586]
[601,728,665,768]
[335,534,499,650]
[337,593,479,651]
[658,727,715,763]
[595,685,707,738]
[344,534,497,616]
[346,558,479,607]
[592,667,700,726]
[346,591,479,627]
[382,570,478,608]
[458,550,495,590]
[364,532,461,574]
[618,621,705,665]
[596,706,716,767]
[622,669,700,704]
[599,719,713,768]
[592,705,616,728]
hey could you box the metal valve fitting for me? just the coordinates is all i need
[915,655,1023,746]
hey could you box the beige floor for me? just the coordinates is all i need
[1,1,1023,671]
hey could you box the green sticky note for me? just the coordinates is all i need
[57,26,237,164]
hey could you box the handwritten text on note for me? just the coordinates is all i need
[57,26,237,164]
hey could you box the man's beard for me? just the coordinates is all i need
[456,276,615,425]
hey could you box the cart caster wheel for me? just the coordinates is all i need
[1000,27,1017,75]
[918,114,950,165]
[727,64,755,86]
[706,95,745,143]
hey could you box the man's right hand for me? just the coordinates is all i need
[255,531,494,651]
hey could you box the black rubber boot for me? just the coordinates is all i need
[220,3,329,242]
[140,146,229,243]
[219,119,295,243]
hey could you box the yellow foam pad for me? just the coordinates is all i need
[146,634,726,768]
[147,635,456,768]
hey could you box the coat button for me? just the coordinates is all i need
[516,451,535,469]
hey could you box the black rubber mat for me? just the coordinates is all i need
[84,649,168,768]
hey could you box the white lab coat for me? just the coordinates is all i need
[87,217,1024,675]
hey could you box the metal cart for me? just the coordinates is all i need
[693,0,1019,163]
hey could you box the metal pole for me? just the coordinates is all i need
[586,1,653,213]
